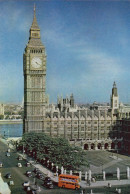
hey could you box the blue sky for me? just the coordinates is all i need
[0,0,129,104]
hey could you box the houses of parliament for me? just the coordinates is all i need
[23,6,130,153]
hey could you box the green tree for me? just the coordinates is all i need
[18,132,89,171]
[0,115,4,119]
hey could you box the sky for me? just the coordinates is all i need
[0,0,130,104]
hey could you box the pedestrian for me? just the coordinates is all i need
[108,182,111,188]
[86,178,89,185]
[89,179,91,186]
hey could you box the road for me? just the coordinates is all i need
[0,138,81,194]
[0,139,46,194]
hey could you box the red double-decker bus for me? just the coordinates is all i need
[58,174,80,190]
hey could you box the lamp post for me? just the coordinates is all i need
[100,162,103,173]
[117,150,118,160]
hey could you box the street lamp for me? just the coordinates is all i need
[100,162,103,173]
[117,150,118,160]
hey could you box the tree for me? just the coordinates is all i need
[18,132,89,170]
[0,115,4,120]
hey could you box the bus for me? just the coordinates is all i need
[58,174,80,190]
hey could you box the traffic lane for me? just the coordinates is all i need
[0,139,46,193]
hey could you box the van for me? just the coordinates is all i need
[18,163,22,167]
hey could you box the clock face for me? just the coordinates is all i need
[31,57,42,69]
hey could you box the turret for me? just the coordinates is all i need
[110,82,119,112]
[70,93,74,108]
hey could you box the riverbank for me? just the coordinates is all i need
[0,119,23,124]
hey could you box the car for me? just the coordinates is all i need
[26,170,32,174]
[36,170,42,175]
[6,173,11,179]
[31,189,37,194]
[26,171,32,177]
[43,177,54,189]
[44,177,52,182]
[6,152,10,157]
[36,171,42,176]
[37,173,44,180]
[18,156,23,160]
[34,168,39,173]
[26,162,31,167]
[23,181,30,187]
[0,162,3,167]
[28,173,32,178]
[9,180,14,186]
[18,163,22,167]
[7,148,10,152]
[26,186,31,191]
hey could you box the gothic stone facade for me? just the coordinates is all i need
[43,109,123,150]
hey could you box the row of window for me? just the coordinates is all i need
[30,49,43,53]
[45,127,111,132]
[45,121,112,125]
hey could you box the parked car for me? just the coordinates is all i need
[34,168,39,173]
[26,162,31,167]
[23,181,30,187]
[9,180,14,186]
[26,171,32,177]
[0,162,3,167]
[26,186,31,191]
[31,189,37,194]
[43,177,54,189]
[37,173,44,180]
[6,152,10,157]
[6,173,11,179]
[18,163,22,167]
[18,156,23,160]
[7,148,10,153]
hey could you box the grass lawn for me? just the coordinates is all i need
[81,150,130,174]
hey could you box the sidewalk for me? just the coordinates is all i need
[25,156,130,189]
[24,156,59,183]
[80,179,130,188]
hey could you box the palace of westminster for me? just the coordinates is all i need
[23,6,130,153]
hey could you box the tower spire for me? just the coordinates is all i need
[31,4,40,30]
[27,5,44,46]
[113,81,116,88]
[34,3,36,12]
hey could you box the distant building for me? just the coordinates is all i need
[0,104,4,116]
[23,6,130,152]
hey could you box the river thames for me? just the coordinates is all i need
[0,123,23,137]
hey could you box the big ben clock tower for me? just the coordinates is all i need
[23,5,46,133]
